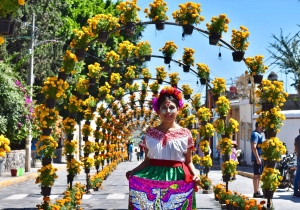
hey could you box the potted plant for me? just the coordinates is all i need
[213,118,225,134]
[126,82,140,94]
[104,50,120,68]
[259,137,286,163]
[83,108,95,121]
[224,118,239,136]
[81,124,93,137]
[61,50,78,76]
[114,87,125,100]
[255,80,288,107]
[66,95,82,115]
[124,66,137,82]
[67,158,82,176]
[98,82,111,100]
[169,72,180,87]
[181,47,195,72]
[141,81,148,94]
[191,93,201,110]
[206,14,230,45]
[144,0,169,30]
[41,77,69,101]
[199,175,212,190]
[70,28,90,61]
[244,55,268,83]
[141,68,152,83]
[192,154,201,166]
[256,107,285,136]
[87,62,107,85]
[110,73,122,86]
[197,107,212,122]
[83,141,95,155]
[0,0,25,35]
[87,14,120,42]
[260,167,282,199]
[149,81,160,94]
[217,137,232,155]
[231,26,250,62]
[211,77,226,97]
[36,135,58,158]
[156,66,167,84]
[200,155,213,169]
[172,2,205,35]
[105,94,115,105]
[35,164,58,187]
[34,104,60,128]
[199,123,215,138]
[182,84,193,99]
[196,63,210,84]
[135,41,152,61]
[63,139,77,156]
[117,40,136,61]
[90,172,103,190]
[185,114,196,129]
[116,0,141,31]
[159,41,178,64]
[62,117,77,135]
[222,160,238,177]
[82,157,94,172]
[0,134,10,158]
[75,78,89,97]
[215,96,230,117]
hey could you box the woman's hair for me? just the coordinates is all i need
[157,94,180,108]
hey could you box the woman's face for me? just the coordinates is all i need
[158,99,178,122]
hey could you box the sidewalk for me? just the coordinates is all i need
[0,163,66,188]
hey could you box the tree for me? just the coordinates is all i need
[267,29,300,91]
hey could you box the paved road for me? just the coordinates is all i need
[0,159,299,209]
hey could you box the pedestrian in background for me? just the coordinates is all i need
[139,139,144,161]
[293,128,300,198]
[128,142,133,162]
[251,122,264,198]
[231,141,238,180]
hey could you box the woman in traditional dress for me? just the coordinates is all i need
[126,86,200,210]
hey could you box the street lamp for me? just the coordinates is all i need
[25,13,61,172]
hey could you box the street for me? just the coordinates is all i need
[0,159,299,210]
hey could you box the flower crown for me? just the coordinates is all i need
[152,86,184,113]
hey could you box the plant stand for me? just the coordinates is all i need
[85,168,90,194]
[67,175,75,189]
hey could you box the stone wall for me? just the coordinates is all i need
[1,150,25,173]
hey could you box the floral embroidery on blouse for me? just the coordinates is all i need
[142,127,194,148]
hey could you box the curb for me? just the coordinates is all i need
[0,164,66,188]
[238,171,253,179]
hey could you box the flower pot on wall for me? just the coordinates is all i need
[232,51,245,62]
[98,31,109,43]
[155,21,165,30]
[209,32,221,45]
[75,49,86,62]
[182,25,194,35]
[253,75,263,84]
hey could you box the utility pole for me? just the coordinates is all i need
[25,13,35,172]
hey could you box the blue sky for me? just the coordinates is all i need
[134,0,300,102]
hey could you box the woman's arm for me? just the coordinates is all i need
[126,148,150,179]
[185,148,198,176]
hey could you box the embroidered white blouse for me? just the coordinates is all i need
[141,127,194,162]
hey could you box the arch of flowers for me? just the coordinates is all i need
[25,1,289,209]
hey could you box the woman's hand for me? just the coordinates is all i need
[126,171,132,180]
[193,175,200,186]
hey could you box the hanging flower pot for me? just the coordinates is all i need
[58,72,68,81]
[84,153,89,157]
[184,94,191,100]
[85,120,91,125]
[253,75,263,84]
[66,155,74,162]
[200,78,207,85]
[262,102,274,111]
[98,31,109,43]
[42,128,52,136]
[83,136,89,141]
[164,56,172,64]
[69,112,77,119]
[183,65,190,73]
[67,175,74,183]
[67,134,74,140]
[144,55,151,61]
[127,78,134,85]
[155,21,165,31]
[232,51,245,62]
[143,78,149,83]
[157,79,163,84]
[265,160,276,168]
[222,154,230,162]
[222,174,231,182]
[209,32,221,45]
[187,125,193,129]
[75,49,86,62]
[264,130,277,139]
[141,90,146,94]
[182,25,194,35]
[95,164,100,171]
[89,78,96,85]
[42,157,52,166]
[204,167,210,174]
[0,17,12,35]
[263,190,274,199]
[153,90,158,95]
[41,186,52,197]
[45,98,56,109]
[126,22,135,33]
[85,168,90,174]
